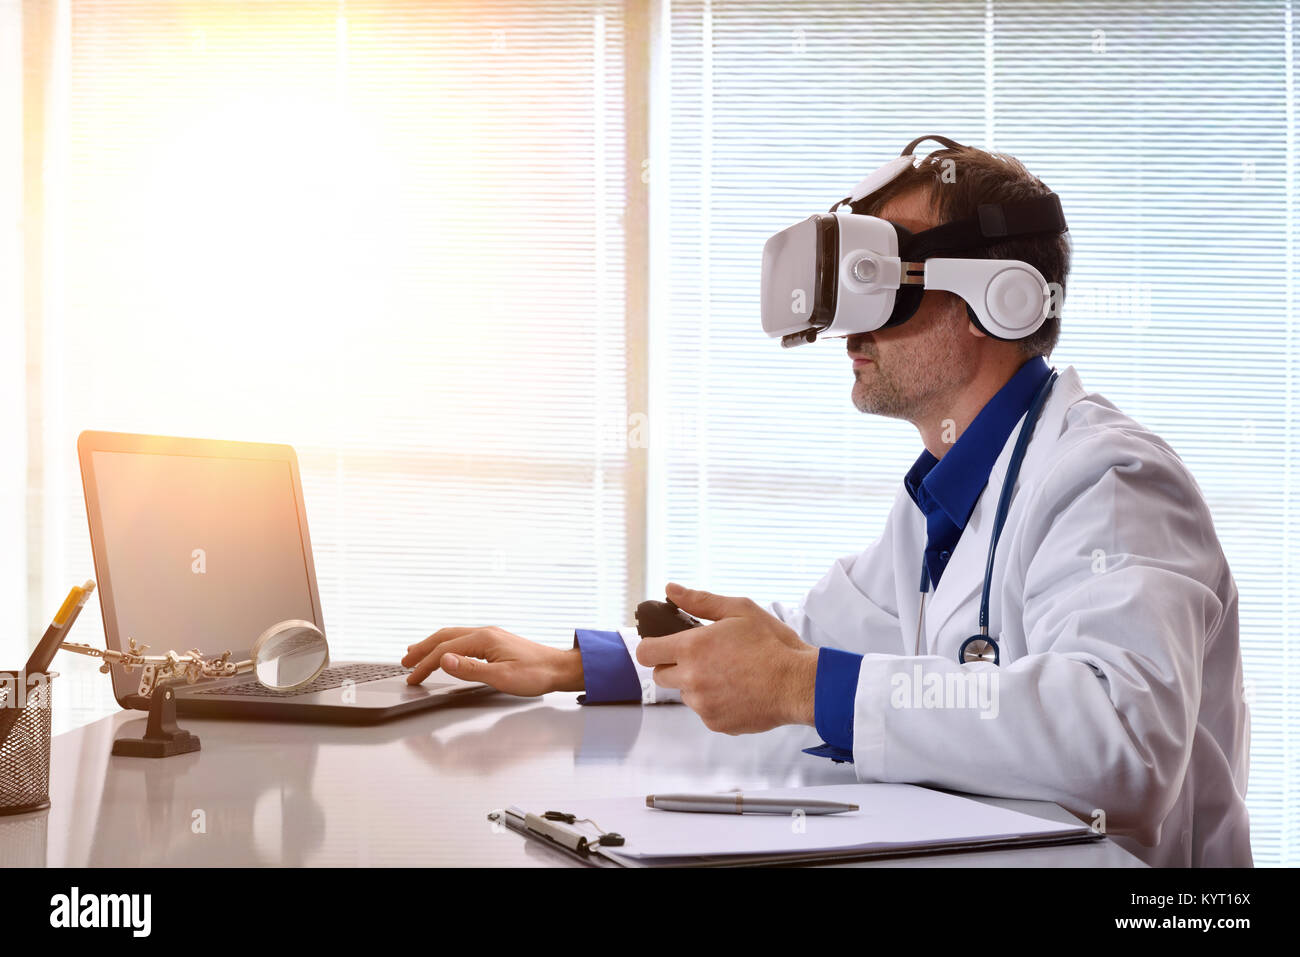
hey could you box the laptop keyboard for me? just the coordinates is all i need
[190,662,412,698]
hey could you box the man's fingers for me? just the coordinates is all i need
[637,631,691,668]
[665,582,750,621]
[439,651,510,688]
[652,663,683,690]
[406,631,498,684]
[402,627,479,667]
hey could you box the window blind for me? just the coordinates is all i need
[655,0,1296,866]
[42,0,631,726]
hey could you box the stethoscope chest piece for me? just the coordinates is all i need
[958,634,1000,666]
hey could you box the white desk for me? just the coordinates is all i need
[1,691,1145,866]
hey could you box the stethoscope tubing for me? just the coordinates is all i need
[916,367,1060,665]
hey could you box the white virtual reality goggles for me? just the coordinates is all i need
[761,135,1068,347]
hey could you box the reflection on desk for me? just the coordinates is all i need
[0,692,1144,867]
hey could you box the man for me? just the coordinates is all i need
[401,142,1252,868]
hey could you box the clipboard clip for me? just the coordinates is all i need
[526,810,625,854]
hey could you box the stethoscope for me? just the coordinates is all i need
[914,368,1059,666]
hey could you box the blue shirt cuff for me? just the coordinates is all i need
[573,629,642,704]
[807,646,861,760]
[802,742,854,763]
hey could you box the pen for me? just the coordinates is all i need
[645,793,858,815]
[0,581,96,749]
[25,580,96,676]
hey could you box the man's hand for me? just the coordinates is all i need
[402,627,583,697]
[637,582,819,735]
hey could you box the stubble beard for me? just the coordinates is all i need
[852,363,907,418]
[850,322,969,422]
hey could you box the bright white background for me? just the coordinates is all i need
[1,0,1293,866]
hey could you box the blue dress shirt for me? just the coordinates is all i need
[574,357,1053,764]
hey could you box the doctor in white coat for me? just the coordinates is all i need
[403,143,1252,868]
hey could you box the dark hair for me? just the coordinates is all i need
[855,143,1071,358]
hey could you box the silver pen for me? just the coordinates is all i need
[646,793,858,815]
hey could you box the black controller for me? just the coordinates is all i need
[634,598,705,638]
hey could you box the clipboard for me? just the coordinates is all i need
[488,784,1105,868]
[487,807,635,868]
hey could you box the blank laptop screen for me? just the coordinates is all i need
[90,449,318,689]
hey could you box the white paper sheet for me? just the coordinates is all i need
[524,783,1092,860]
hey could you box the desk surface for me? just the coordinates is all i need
[2,691,1145,867]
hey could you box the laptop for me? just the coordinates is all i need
[77,430,495,723]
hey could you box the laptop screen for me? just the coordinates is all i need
[89,448,319,696]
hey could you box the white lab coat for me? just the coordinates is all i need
[618,364,1252,867]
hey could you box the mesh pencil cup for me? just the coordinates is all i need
[0,670,54,815]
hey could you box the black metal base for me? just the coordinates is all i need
[112,683,201,759]
[111,731,200,758]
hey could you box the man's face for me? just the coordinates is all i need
[845,188,981,421]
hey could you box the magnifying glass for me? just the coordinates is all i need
[56,619,333,695]
[246,619,331,691]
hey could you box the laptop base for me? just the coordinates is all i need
[171,667,497,725]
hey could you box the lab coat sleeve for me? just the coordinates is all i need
[848,434,1224,846]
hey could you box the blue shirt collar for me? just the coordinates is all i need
[903,356,1051,529]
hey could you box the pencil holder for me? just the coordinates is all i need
[0,669,54,815]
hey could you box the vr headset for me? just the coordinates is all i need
[761,135,1068,347]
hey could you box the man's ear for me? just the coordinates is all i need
[960,302,987,338]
